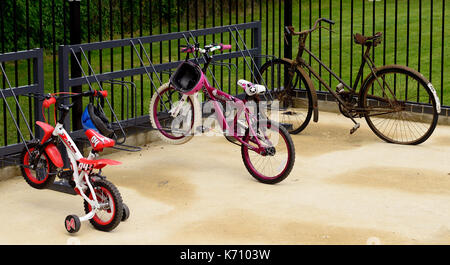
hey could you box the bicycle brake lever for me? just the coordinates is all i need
[284,33,289,45]
[319,26,335,33]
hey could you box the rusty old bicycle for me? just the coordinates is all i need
[257,17,440,145]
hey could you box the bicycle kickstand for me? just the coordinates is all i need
[344,110,361,135]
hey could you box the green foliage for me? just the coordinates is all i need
[0,0,190,52]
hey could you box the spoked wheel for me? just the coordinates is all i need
[361,65,439,145]
[241,120,295,184]
[20,143,56,189]
[83,179,123,232]
[257,59,313,134]
[149,82,201,145]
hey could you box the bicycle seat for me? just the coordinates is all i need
[85,129,115,152]
[353,32,383,46]
[238,80,266,96]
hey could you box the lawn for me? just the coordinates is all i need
[1,0,448,147]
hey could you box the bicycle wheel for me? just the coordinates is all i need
[149,82,201,145]
[257,59,313,134]
[241,120,295,184]
[361,65,439,145]
[84,179,123,232]
[20,143,56,189]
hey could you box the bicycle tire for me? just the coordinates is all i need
[149,82,201,145]
[360,65,439,145]
[20,143,56,189]
[241,120,295,184]
[257,59,313,134]
[83,179,124,232]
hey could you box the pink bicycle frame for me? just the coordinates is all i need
[199,73,269,155]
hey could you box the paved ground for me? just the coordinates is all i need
[1,111,449,245]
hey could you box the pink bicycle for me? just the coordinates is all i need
[149,43,295,184]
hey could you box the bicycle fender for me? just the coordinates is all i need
[44,143,64,168]
[280,58,319,122]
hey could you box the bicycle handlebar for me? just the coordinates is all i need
[42,90,107,109]
[285,17,335,36]
[181,43,232,54]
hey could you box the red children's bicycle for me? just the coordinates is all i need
[20,90,129,233]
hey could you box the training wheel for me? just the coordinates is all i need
[65,215,81,233]
[122,203,130,222]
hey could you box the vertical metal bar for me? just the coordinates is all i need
[405,0,410,99]
[429,0,433,84]
[309,0,312,76]
[339,0,342,78]
[87,0,92,75]
[372,0,375,68]
[440,0,445,106]
[69,0,82,131]
[159,0,163,83]
[318,0,322,90]
[212,0,216,77]
[227,0,232,95]
[350,0,353,85]
[394,0,398,66]
[150,0,154,96]
[39,0,43,48]
[329,0,332,86]
[120,0,124,120]
[220,0,224,89]
[265,0,268,67]
[99,0,103,78]
[52,0,57,93]
[417,0,422,102]
[1,0,6,146]
[63,0,67,45]
[244,0,247,80]
[13,0,19,142]
[109,0,114,120]
[140,0,143,116]
[168,0,172,65]
[34,49,44,139]
[177,0,181,61]
[284,0,292,60]
[130,0,134,118]
[383,0,386,67]
[0,1,4,146]
[26,0,32,135]
[278,0,281,59]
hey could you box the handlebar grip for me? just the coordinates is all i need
[43,97,56,108]
[94,90,108,98]
[219,44,232,51]
[181,47,194,53]
[321,18,335,25]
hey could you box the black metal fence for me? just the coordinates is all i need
[0,0,449,157]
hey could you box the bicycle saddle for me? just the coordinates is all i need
[353,32,383,46]
[238,80,266,96]
[85,129,115,152]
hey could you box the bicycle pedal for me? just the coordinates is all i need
[59,168,74,179]
[350,123,360,134]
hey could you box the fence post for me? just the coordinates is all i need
[284,0,292,60]
[253,21,262,80]
[69,0,82,131]
[33,48,44,139]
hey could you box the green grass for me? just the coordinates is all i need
[1,0,449,147]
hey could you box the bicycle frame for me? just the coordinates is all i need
[51,121,103,222]
[294,36,378,113]
[172,50,271,154]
